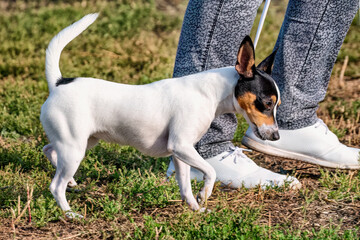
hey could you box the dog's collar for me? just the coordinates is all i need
[233,94,243,113]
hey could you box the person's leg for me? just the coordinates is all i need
[274,0,358,129]
[243,0,360,168]
[173,0,263,158]
[167,0,301,189]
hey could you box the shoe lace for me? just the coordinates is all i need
[220,147,253,164]
[314,119,329,134]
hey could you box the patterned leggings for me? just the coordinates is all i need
[173,0,359,159]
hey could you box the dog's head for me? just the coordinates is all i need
[234,36,280,141]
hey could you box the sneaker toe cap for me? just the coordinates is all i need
[321,145,360,168]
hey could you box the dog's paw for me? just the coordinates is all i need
[67,178,78,188]
[199,207,211,213]
[196,194,205,205]
[65,210,83,219]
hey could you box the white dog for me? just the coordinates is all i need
[41,13,282,218]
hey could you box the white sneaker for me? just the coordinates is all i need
[166,147,301,189]
[242,119,360,169]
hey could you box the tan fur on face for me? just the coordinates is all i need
[237,92,275,126]
[271,95,281,106]
[271,95,276,104]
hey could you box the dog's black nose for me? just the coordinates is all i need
[272,131,280,141]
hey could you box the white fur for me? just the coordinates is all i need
[41,13,277,217]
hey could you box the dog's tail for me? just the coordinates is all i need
[45,13,99,92]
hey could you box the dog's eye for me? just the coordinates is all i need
[262,99,273,109]
[254,98,270,112]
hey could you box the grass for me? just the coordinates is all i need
[0,0,359,239]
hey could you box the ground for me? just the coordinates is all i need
[0,0,359,239]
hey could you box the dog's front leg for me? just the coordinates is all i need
[172,157,199,210]
[171,144,216,210]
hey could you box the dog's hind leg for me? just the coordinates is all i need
[43,144,78,187]
[49,143,86,218]
[43,144,57,166]
[43,137,99,189]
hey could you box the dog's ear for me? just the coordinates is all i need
[235,36,255,78]
[257,49,277,75]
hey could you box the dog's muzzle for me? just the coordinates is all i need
[254,124,280,141]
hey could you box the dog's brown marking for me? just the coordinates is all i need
[270,95,281,106]
[237,92,275,126]
[271,95,277,104]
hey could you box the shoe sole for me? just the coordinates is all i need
[242,136,360,170]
